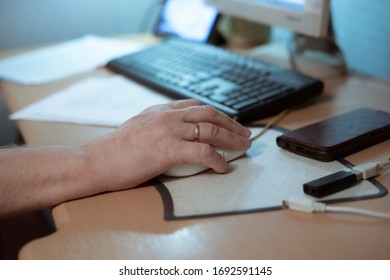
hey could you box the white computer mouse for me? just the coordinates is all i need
[163,148,247,177]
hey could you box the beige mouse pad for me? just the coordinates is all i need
[155,127,387,220]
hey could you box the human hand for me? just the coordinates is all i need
[84,99,252,191]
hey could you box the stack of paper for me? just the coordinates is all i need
[0,35,146,84]
[10,76,173,127]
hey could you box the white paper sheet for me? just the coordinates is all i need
[10,76,173,127]
[0,35,146,85]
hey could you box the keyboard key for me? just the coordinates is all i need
[232,98,259,110]
[209,94,230,103]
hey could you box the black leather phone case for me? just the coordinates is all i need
[276,107,390,161]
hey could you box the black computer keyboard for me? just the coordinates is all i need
[107,39,323,123]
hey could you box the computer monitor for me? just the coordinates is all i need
[206,0,330,38]
[207,0,347,79]
[154,0,220,43]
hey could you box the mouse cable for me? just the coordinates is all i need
[250,109,291,142]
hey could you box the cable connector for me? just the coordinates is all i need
[283,197,326,213]
[353,160,390,180]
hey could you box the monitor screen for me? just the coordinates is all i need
[258,0,305,11]
[155,0,219,43]
[207,0,330,38]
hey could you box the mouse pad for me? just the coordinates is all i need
[155,127,387,220]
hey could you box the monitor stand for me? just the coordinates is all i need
[249,17,348,80]
[287,32,348,80]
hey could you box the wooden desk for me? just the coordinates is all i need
[1,35,390,259]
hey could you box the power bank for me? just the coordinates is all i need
[276,107,390,161]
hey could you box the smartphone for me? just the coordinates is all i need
[276,107,390,161]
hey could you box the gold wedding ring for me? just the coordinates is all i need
[194,123,200,142]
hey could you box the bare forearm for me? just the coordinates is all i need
[0,145,101,218]
[0,100,252,218]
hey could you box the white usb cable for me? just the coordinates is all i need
[283,197,390,219]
